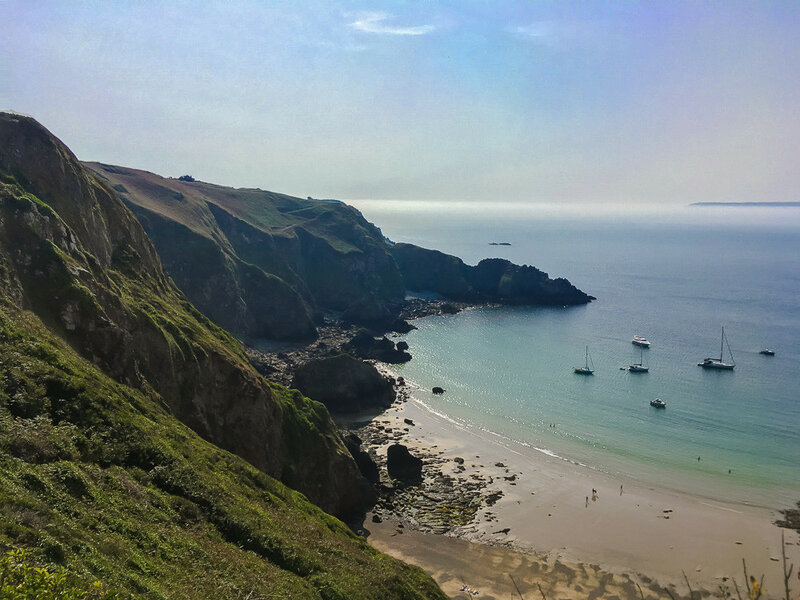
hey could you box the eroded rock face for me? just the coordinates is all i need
[291,354,395,414]
[390,242,594,305]
[0,112,368,520]
[387,444,423,482]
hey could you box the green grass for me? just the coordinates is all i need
[0,302,445,599]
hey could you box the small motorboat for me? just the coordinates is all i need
[650,398,666,409]
[759,348,775,356]
[632,335,651,348]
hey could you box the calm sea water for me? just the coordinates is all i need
[350,200,800,509]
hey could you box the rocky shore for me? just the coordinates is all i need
[244,298,469,387]
[341,385,506,539]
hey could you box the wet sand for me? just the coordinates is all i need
[362,391,799,598]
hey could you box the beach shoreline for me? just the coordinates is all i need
[352,373,799,598]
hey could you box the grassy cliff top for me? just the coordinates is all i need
[85,163,384,256]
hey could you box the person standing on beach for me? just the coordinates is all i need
[620,484,623,496]
[585,496,589,508]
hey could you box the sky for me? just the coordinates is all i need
[3,1,800,206]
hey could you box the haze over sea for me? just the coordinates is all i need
[350,200,800,510]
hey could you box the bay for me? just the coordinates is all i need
[350,200,800,509]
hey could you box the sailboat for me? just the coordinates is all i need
[574,346,595,375]
[698,327,735,370]
[628,347,649,372]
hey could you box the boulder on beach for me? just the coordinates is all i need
[432,387,445,395]
[387,444,423,482]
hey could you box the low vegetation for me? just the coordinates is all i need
[0,301,445,599]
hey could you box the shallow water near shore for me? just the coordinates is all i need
[350,200,800,509]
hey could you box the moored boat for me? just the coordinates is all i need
[632,335,651,348]
[628,348,649,372]
[574,345,595,375]
[759,348,775,356]
[698,327,735,369]
[650,398,666,408]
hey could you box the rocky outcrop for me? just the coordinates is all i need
[387,444,423,482]
[344,433,380,484]
[345,329,412,363]
[390,242,594,305]
[291,354,395,413]
[0,112,367,520]
[85,162,406,337]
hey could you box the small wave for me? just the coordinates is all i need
[409,393,590,468]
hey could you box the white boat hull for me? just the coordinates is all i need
[698,359,734,370]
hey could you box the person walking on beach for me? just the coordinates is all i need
[585,496,589,508]
[620,484,623,496]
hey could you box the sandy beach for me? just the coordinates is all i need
[357,383,799,599]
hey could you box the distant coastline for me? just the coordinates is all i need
[690,201,800,207]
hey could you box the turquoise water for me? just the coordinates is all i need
[350,201,800,509]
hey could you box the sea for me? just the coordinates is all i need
[348,200,800,510]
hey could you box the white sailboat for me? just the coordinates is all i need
[628,347,649,372]
[698,327,735,370]
[574,346,595,375]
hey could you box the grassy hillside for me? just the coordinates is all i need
[0,112,369,519]
[0,299,445,599]
[85,163,406,338]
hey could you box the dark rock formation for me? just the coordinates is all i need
[292,354,395,413]
[390,318,416,333]
[344,433,380,485]
[387,444,423,482]
[390,242,594,305]
[432,387,445,395]
[345,329,412,363]
[0,112,368,520]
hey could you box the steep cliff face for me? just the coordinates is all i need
[0,112,367,520]
[84,163,406,337]
[391,243,595,305]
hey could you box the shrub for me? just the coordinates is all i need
[0,548,117,599]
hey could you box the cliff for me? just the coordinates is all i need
[391,243,595,305]
[84,163,406,338]
[0,112,367,520]
[0,293,444,598]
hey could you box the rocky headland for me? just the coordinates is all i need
[0,111,599,598]
[0,112,446,598]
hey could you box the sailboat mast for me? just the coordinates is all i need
[585,345,589,369]
[720,327,725,361]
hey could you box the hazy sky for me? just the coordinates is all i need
[4,1,800,205]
